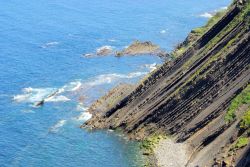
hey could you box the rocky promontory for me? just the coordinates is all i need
[83,1,250,166]
[83,40,169,59]
[115,40,168,58]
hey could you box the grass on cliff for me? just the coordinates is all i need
[234,137,249,149]
[240,109,250,130]
[172,8,227,58]
[172,1,250,98]
[140,135,167,155]
[193,10,226,35]
[225,85,250,123]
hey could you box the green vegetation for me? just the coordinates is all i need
[140,135,167,155]
[234,137,249,149]
[172,1,250,98]
[193,10,227,35]
[172,8,227,58]
[240,109,250,129]
[225,85,250,122]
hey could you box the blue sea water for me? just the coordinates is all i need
[0,0,231,166]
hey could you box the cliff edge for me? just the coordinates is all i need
[83,1,250,166]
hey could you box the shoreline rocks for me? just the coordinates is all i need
[115,40,161,56]
[83,40,169,59]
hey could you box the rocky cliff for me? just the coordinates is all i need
[83,1,250,166]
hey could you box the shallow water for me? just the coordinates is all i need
[0,0,231,166]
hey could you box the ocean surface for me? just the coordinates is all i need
[0,0,231,166]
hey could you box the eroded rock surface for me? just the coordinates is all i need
[83,1,250,166]
[115,40,162,56]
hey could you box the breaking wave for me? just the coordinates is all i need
[76,103,89,112]
[13,87,55,103]
[13,81,82,104]
[13,69,149,106]
[96,45,113,55]
[86,72,147,86]
[49,120,67,133]
[76,112,92,122]
[144,63,157,72]
[45,95,70,102]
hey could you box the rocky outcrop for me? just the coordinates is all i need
[84,83,135,116]
[83,1,250,166]
[84,40,169,59]
[115,40,168,58]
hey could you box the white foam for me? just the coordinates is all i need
[108,39,117,42]
[77,112,92,122]
[96,45,113,55]
[49,120,67,132]
[83,53,94,57]
[70,81,82,91]
[13,94,30,102]
[42,41,59,48]
[61,81,82,92]
[199,12,213,18]
[13,87,55,103]
[145,63,157,72]
[86,72,146,86]
[45,95,70,102]
[160,30,167,34]
[76,103,89,112]
[13,85,72,104]
[14,71,147,105]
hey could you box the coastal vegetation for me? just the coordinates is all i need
[225,84,250,123]
[193,10,227,35]
[172,7,228,58]
[234,137,249,149]
[85,1,250,166]
[140,135,167,155]
[240,109,250,130]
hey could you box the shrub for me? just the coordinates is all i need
[140,135,167,154]
[240,110,250,129]
[225,85,250,122]
[234,137,249,149]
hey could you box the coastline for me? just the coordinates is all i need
[83,1,250,166]
[140,136,190,167]
[152,138,190,167]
